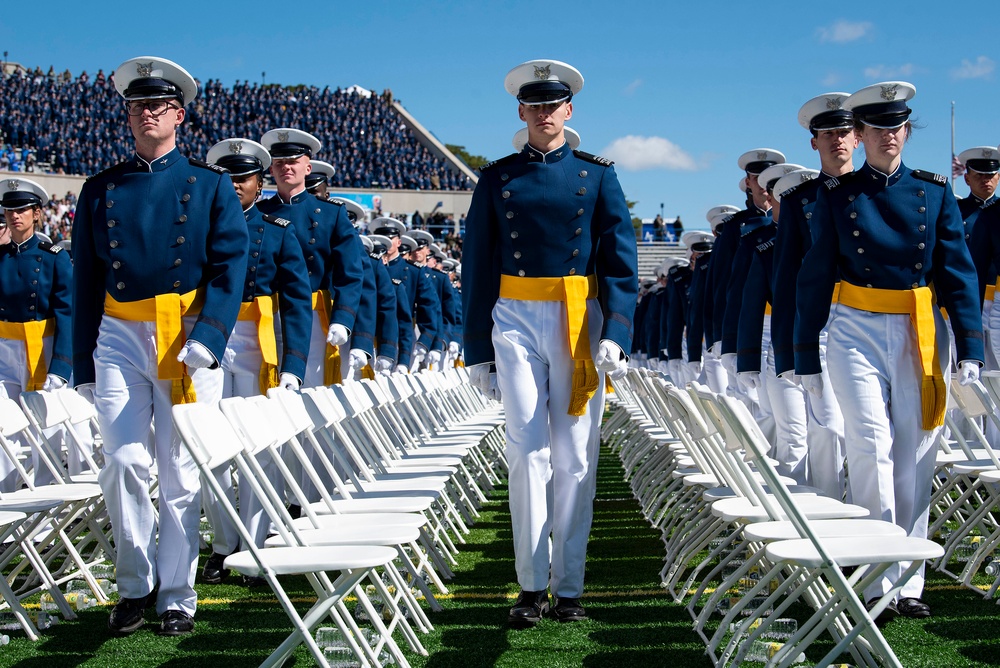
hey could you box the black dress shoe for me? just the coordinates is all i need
[551,597,587,623]
[508,590,549,628]
[108,596,148,634]
[158,609,195,636]
[866,598,898,627]
[897,597,931,619]
[201,551,230,584]
[243,574,268,589]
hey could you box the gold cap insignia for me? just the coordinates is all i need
[7,179,19,191]
[533,64,551,80]
[136,62,154,77]
[277,131,289,142]
[756,151,768,160]
[826,97,842,110]
[228,141,244,154]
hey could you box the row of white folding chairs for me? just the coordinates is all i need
[0,392,115,639]
[926,373,1000,599]
[604,371,944,667]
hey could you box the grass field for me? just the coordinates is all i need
[2,442,999,667]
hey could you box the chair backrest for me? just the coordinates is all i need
[19,391,70,430]
[949,378,1000,469]
[170,402,246,470]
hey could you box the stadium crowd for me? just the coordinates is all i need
[0,65,474,191]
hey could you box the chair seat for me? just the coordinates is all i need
[291,512,427,532]
[949,459,1000,475]
[711,496,871,523]
[340,479,449,495]
[0,511,27,525]
[766,536,944,568]
[702,485,821,502]
[224,545,397,576]
[745,519,908,542]
[978,469,1000,484]
[20,483,103,503]
[319,497,436,514]
[264,524,421,548]
[0,495,66,513]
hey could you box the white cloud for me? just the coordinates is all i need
[599,136,698,171]
[817,20,872,43]
[623,79,642,95]
[951,56,995,80]
[863,63,916,79]
[821,72,842,87]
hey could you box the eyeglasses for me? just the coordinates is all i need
[125,99,180,117]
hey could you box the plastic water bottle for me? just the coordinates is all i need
[199,519,214,549]
[743,639,807,664]
[0,634,8,645]
[985,557,1000,577]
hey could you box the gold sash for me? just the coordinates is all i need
[311,290,342,385]
[104,289,205,404]
[837,281,945,430]
[0,319,56,391]
[499,274,599,416]
[238,294,280,394]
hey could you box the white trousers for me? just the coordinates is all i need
[703,349,728,394]
[493,297,604,598]
[94,315,222,616]
[826,303,948,601]
[759,317,809,485]
[0,335,84,490]
[805,325,847,501]
[203,320,282,556]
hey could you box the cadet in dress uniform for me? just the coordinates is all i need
[409,229,447,370]
[198,138,311,585]
[305,160,336,199]
[795,82,983,619]
[771,93,857,499]
[957,147,1000,369]
[426,244,461,371]
[258,128,364,388]
[72,57,249,636]
[462,59,637,626]
[367,232,404,375]
[692,207,737,393]
[655,257,687,374]
[720,150,785,443]
[0,179,73,490]
[736,163,811,484]
[643,265,669,371]
[669,231,710,385]
[377,219,441,372]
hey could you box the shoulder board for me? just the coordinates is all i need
[479,153,519,172]
[37,241,62,254]
[261,213,291,227]
[824,176,841,190]
[391,278,403,286]
[984,197,1000,211]
[324,197,344,206]
[87,159,132,182]
[911,169,947,186]
[823,171,857,191]
[188,158,226,174]
[573,150,613,166]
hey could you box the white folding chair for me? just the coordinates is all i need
[173,401,416,668]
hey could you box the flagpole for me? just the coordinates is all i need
[951,101,956,191]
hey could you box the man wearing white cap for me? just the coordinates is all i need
[463,59,638,626]
[691,207,736,393]
[771,93,857,499]
[407,229,446,370]
[663,250,695,383]
[72,56,249,635]
[259,128,364,389]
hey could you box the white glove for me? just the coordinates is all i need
[778,369,801,385]
[721,353,737,376]
[374,356,394,375]
[75,383,96,402]
[738,371,761,391]
[278,372,301,391]
[687,360,702,376]
[42,374,67,392]
[709,342,722,357]
[801,373,824,398]
[448,341,460,355]
[958,361,980,386]
[427,349,443,368]
[326,323,350,347]
[484,372,502,402]
[409,345,427,372]
[177,339,216,369]
[595,339,628,380]
[467,363,492,394]
[393,363,409,374]
[660,349,670,359]
[347,348,368,376]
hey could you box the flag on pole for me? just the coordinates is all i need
[952,154,966,179]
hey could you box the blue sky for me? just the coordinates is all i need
[2,1,997,229]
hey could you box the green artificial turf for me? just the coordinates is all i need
[2,441,1000,667]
